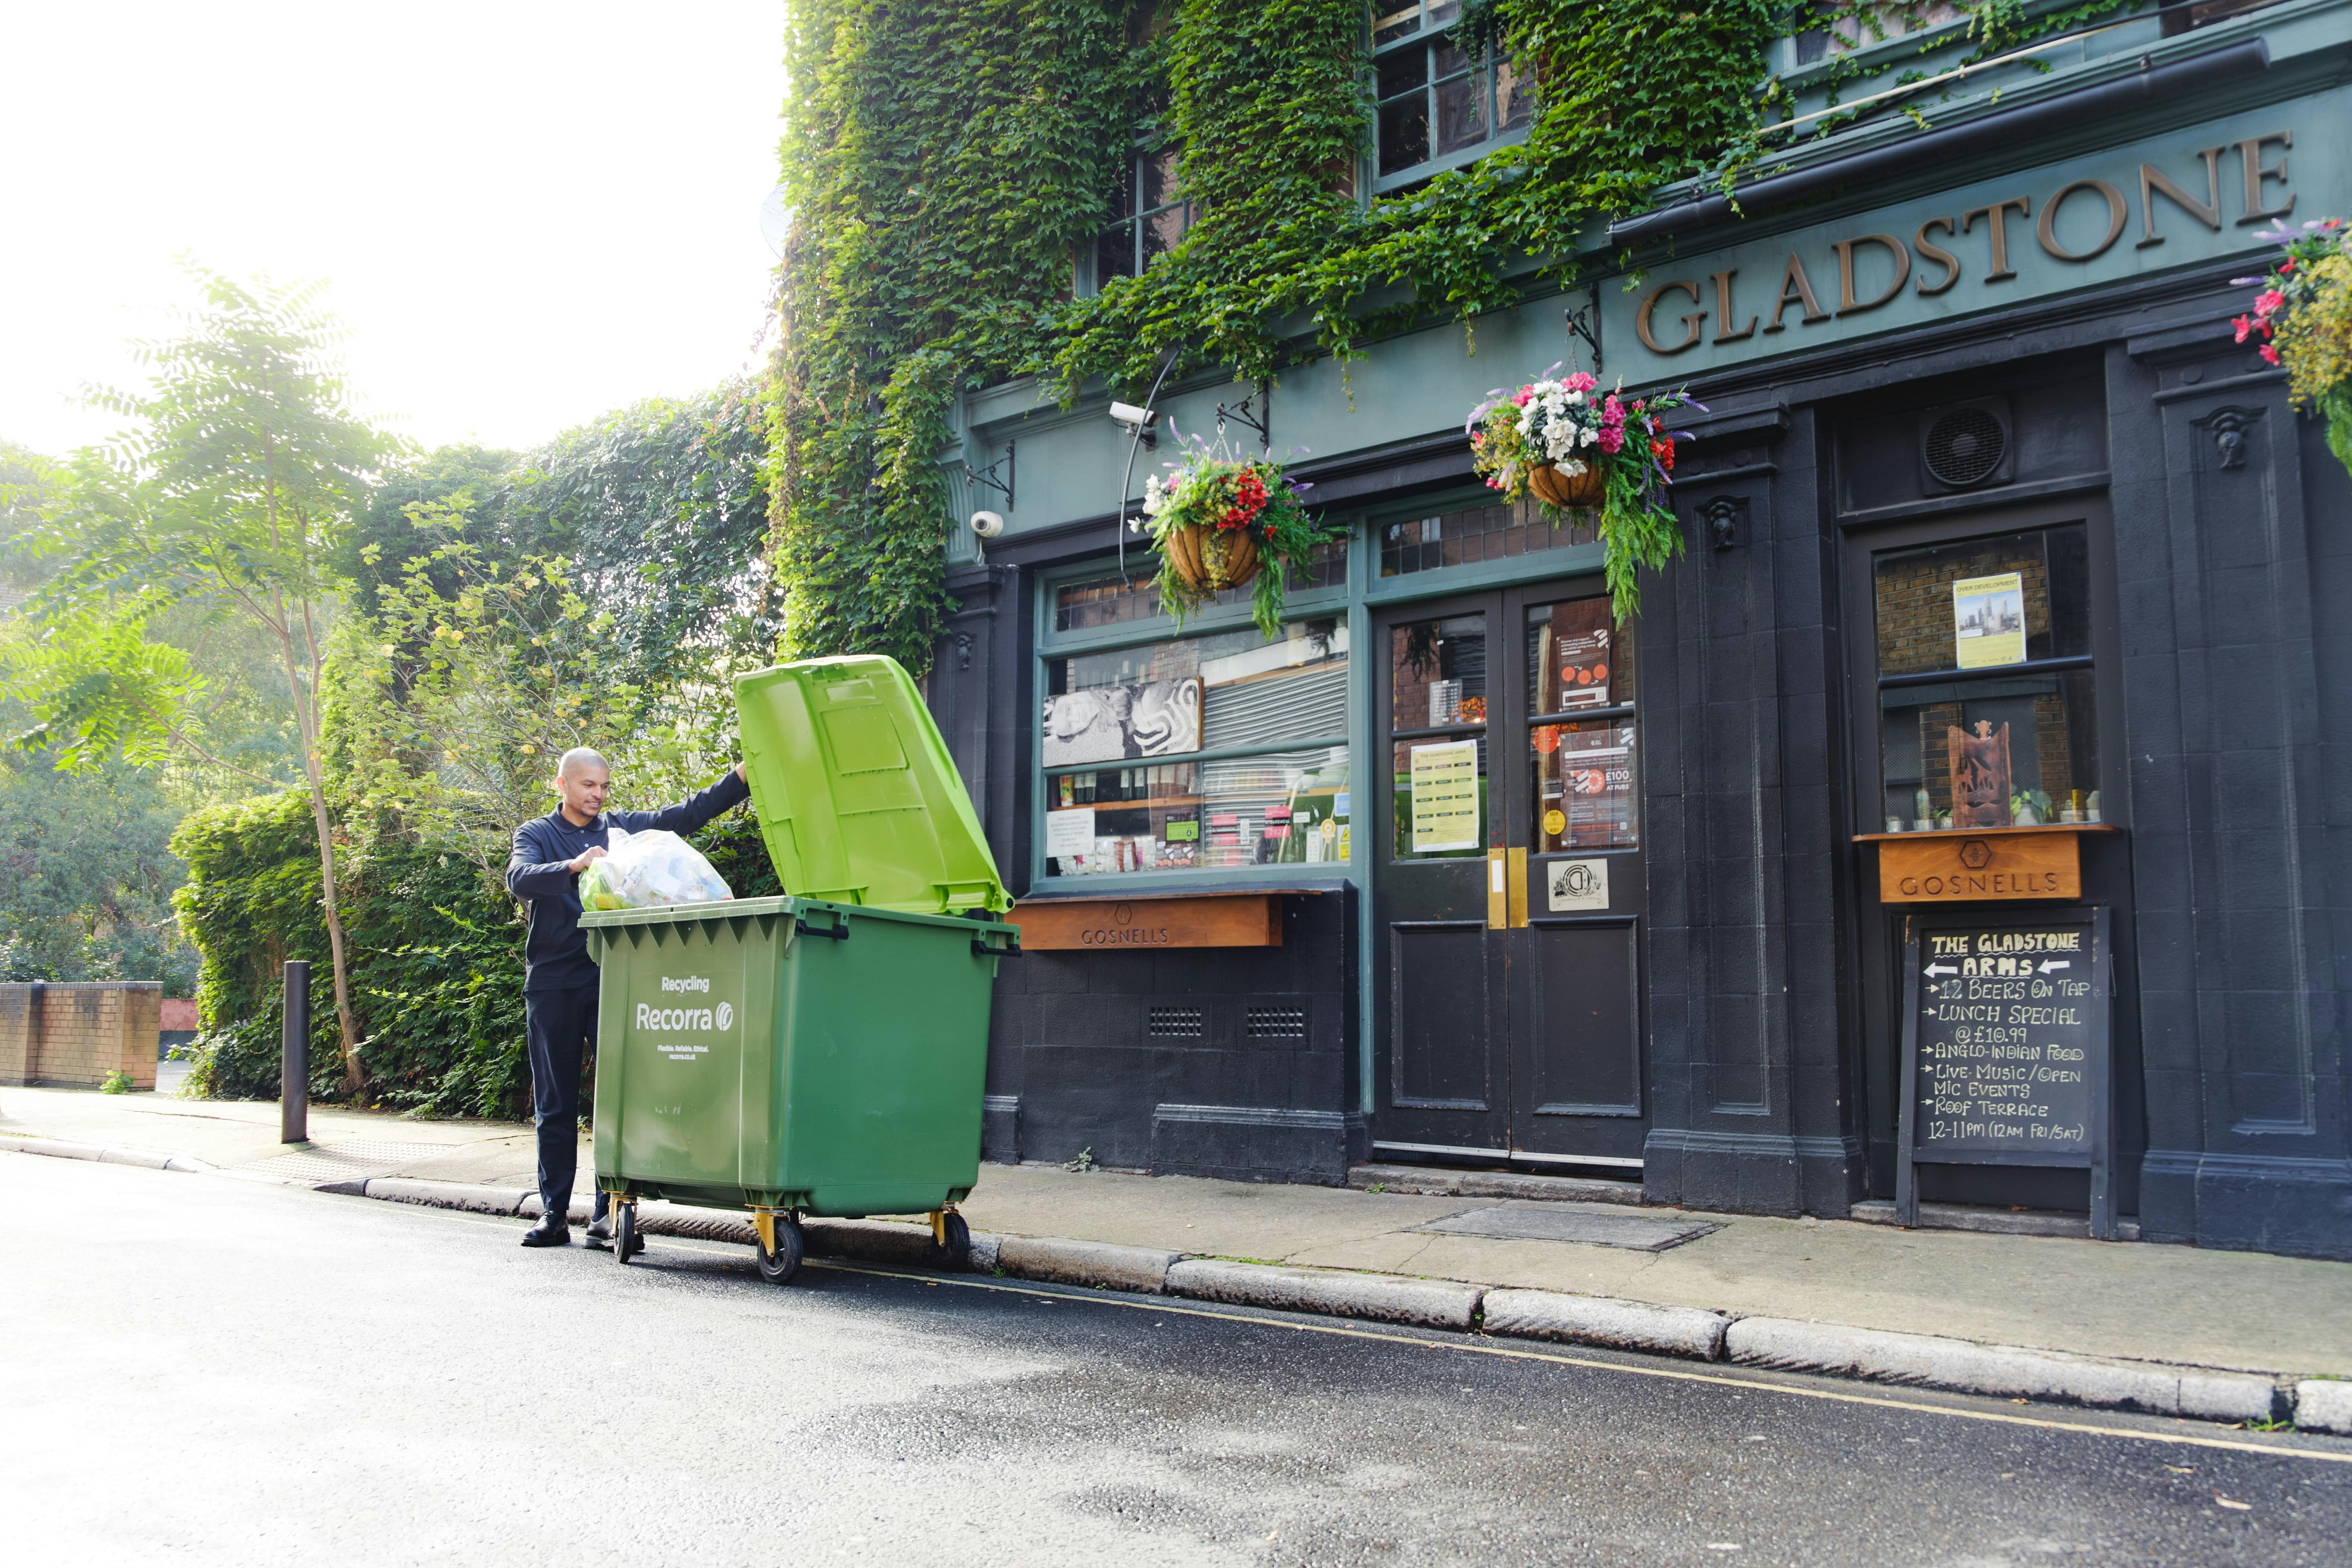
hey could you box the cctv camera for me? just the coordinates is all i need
[1109,401,1155,428]
[969,510,1005,539]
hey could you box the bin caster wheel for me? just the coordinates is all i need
[756,1215,803,1285]
[614,1203,643,1265]
[930,1211,971,1271]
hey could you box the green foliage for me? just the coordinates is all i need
[0,440,65,592]
[170,788,333,1100]
[772,0,1143,673]
[101,1068,134,1094]
[775,3,2159,650]
[0,745,195,989]
[168,381,780,1114]
[3,266,406,1087]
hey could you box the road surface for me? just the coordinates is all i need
[3,1151,2345,1566]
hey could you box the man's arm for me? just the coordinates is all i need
[506,819,584,899]
[611,767,751,838]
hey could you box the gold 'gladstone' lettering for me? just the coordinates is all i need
[1636,278,1706,353]
[1762,252,1827,333]
[1834,234,1910,315]
[2036,178,2128,262]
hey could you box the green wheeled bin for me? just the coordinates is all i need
[581,654,1017,1282]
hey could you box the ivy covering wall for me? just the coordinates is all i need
[769,0,2156,669]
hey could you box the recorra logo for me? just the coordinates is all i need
[636,998,735,1032]
[659,975,710,994]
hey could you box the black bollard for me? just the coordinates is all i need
[281,960,309,1144]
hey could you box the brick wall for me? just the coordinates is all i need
[0,983,162,1089]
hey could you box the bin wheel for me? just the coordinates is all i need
[756,1215,803,1285]
[931,1211,971,1272]
[614,1202,643,1265]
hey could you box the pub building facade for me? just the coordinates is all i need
[918,1,2352,1258]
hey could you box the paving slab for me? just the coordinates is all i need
[1410,1203,1722,1251]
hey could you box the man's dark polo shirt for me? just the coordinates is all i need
[505,771,751,993]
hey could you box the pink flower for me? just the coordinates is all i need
[2234,314,2253,343]
[2255,289,2285,316]
[1563,372,1597,393]
[1601,395,1625,427]
[2258,342,2281,366]
[1597,426,1625,454]
[1512,388,1533,407]
[2280,258,2297,274]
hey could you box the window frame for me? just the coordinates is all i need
[1030,541,1358,893]
[1079,136,1196,297]
[1367,2,1534,194]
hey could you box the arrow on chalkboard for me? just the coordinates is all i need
[1923,962,1958,977]
[2039,960,2071,974]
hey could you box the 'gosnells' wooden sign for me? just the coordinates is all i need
[1007,893,1284,950]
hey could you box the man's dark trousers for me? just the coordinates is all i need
[527,984,609,1225]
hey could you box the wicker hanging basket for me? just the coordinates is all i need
[1527,461,1605,509]
[1160,523,1263,595]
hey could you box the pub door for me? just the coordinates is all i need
[1370,581,1649,1169]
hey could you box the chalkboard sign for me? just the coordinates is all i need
[1895,906,2116,1239]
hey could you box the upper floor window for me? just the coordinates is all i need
[1091,143,1194,291]
[1371,1,1531,189]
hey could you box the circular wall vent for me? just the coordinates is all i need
[1923,406,2007,488]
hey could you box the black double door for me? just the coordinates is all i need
[1370,582,1649,1168]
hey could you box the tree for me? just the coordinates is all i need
[2,269,402,1093]
[0,744,195,990]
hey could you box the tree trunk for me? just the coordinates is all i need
[301,776,366,1097]
[274,616,366,1098]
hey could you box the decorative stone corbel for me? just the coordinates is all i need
[1698,494,1745,550]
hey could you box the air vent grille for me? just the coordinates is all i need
[1923,406,2008,488]
[1147,1006,1203,1038]
[1246,1005,1306,1039]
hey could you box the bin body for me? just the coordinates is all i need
[585,896,1005,1217]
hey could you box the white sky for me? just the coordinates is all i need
[0,2,785,460]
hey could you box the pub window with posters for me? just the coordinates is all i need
[1041,556,1350,879]
[1870,523,2098,832]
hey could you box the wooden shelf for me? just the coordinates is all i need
[1851,823,2118,843]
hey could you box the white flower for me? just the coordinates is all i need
[1142,473,1167,516]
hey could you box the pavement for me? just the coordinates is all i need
[8,1151,2350,1567]
[7,1079,2352,1428]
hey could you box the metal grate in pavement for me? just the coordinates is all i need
[1411,1204,1723,1252]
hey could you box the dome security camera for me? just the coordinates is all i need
[969,510,1005,539]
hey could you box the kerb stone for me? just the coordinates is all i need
[1483,1289,1728,1359]
[1167,1259,1482,1330]
[1727,1317,2280,1421]
[996,1235,1178,1293]
[2295,1379,2352,1435]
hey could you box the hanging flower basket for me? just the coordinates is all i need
[1159,521,1262,594]
[2233,215,2352,481]
[1467,366,1702,623]
[1138,428,1343,638]
[1526,460,1605,510]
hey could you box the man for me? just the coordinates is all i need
[506,748,751,1247]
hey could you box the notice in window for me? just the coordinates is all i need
[1408,740,1480,852]
[1045,807,1096,861]
[1560,726,1636,846]
[1952,572,2026,670]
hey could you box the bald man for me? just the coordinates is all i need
[505,748,750,1247]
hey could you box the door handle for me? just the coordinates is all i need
[1487,849,1507,929]
[1507,846,1529,928]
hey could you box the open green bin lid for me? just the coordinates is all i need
[734,654,1011,916]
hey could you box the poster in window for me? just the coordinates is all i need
[1559,724,1636,846]
[1041,677,1203,766]
[1547,601,1616,710]
[1952,572,2026,669]
[1408,740,1481,852]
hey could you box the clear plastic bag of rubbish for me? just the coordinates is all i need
[578,826,733,911]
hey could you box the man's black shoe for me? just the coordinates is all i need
[520,1214,570,1247]
[584,1214,613,1249]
